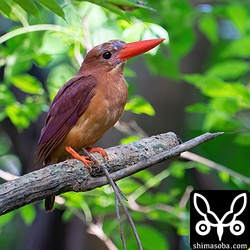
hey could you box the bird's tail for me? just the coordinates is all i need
[45,195,55,211]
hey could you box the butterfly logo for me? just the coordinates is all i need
[193,193,247,241]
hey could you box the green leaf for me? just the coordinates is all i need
[203,109,241,131]
[205,60,249,80]
[87,0,127,19]
[218,171,230,183]
[106,0,155,11]
[117,178,141,194]
[185,103,209,113]
[195,163,210,174]
[0,0,12,17]
[6,103,30,130]
[123,22,145,41]
[210,98,239,115]
[0,84,15,105]
[24,95,44,119]
[120,135,140,144]
[5,96,43,130]
[137,225,168,250]
[34,53,52,67]
[12,0,40,18]
[184,74,250,106]
[199,14,218,43]
[234,133,250,146]
[19,205,36,226]
[36,0,65,20]
[169,161,187,179]
[133,169,153,182]
[125,95,155,116]
[226,5,248,35]
[124,67,136,78]
[0,211,16,227]
[0,133,12,155]
[86,0,154,13]
[221,36,250,58]
[11,74,43,94]
[62,210,73,223]
[170,26,195,57]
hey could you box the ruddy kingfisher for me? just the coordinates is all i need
[36,38,164,210]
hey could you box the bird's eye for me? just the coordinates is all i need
[102,51,112,59]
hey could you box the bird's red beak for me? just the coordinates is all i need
[117,38,165,62]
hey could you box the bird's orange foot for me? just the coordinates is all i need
[87,147,109,161]
[65,146,94,171]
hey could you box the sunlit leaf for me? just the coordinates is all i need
[133,169,153,182]
[169,161,187,178]
[34,53,52,67]
[195,163,210,174]
[154,192,172,204]
[11,74,43,94]
[218,171,230,183]
[120,135,140,144]
[205,60,249,79]
[62,210,74,223]
[199,14,218,43]
[221,36,250,58]
[210,98,239,115]
[117,178,141,194]
[203,110,241,131]
[226,5,248,35]
[123,22,145,41]
[6,103,30,130]
[125,95,155,116]
[185,103,209,113]
[184,74,250,107]
[0,0,12,17]
[5,96,43,130]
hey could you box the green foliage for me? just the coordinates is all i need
[1,0,250,249]
[125,95,155,116]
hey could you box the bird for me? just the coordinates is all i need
[35,38,164,211]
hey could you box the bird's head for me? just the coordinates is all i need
[79,38,165,74]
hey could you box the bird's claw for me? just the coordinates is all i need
[65,146,94,172]
[65,146,109,172]
[87,147,109,161]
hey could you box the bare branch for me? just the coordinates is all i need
[0,132,222,215]
[180,151,250,185]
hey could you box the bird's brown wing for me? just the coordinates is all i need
[35,74,97,164]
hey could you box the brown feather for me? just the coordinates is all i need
[36,75,97,164]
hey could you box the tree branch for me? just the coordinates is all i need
[0,131,222,215]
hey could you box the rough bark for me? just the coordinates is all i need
[0,131,222,215]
